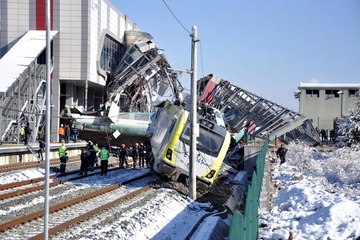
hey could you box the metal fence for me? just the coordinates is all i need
[228,138,269,240]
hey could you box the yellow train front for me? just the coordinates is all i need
[148,100,231,189]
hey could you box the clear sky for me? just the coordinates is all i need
[112,0,360,111]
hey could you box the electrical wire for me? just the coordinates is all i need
[161,0,206,88]
[161,0,191,36]
[198,41,205,79]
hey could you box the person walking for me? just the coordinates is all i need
[58,141,68,173]
[276,144,288,165]
[100,146,109,176]
[118,144,129,168]
[132,143,140,168]
[80,147,90,176]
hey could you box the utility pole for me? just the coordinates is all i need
[44,0,51,238]
[189,26,198,200]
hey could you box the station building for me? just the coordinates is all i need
[0,0,141,142]
[296,82,360,137]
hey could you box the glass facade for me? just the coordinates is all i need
[100,34,125,73]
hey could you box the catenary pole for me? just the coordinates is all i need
[189,26,198,200]
[43,0,51,238]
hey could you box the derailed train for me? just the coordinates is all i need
[147,100,231,189]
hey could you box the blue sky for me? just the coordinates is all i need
[112,0,360,111]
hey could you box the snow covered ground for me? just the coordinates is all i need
[259,142,360,240]
[1,142,360,239]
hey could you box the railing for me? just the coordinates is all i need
[0,62,47,144]
[228,138,269,240]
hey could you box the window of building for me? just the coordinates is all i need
[100,35,126,73]
[349,89,359,97]
[305,89,319,97]
[325,90,340,98]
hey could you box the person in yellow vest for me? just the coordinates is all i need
[58,141,68,173]
[100,146,109,176]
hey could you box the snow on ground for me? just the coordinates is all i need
[259,142,360,240]
[0,166,223,239]
[2,142,360,239]
[1,168,45,185]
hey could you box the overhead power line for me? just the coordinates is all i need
[161,0,191,36]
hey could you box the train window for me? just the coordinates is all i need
[180,124,223,157]
[197,129,223,156]
[151,110,177,149]
[118,113,130,119]
[135,114,150,121]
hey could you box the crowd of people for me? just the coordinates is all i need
[58,139,152,176]
[58,123,78,143]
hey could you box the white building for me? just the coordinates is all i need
[0,0,141,142]
[296,82,360,136]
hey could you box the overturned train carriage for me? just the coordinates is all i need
[147,100,231,189]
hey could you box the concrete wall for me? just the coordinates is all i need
[0,143,85,165]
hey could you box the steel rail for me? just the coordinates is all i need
[30,185,151,240]
[0,172,152,232]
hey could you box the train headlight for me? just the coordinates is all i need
[205,170,216,179]
[166,149,172,160]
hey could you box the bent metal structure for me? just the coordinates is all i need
[62,31,183,146]
[197,74,321,147]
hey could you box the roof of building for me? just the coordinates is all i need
[299,82,360,89]
[0,30,58,92]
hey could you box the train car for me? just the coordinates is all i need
[63,106,155,146]
[147,100,231,189]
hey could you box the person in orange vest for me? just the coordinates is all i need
[58,124,65,143]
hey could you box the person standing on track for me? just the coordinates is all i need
[132,143,140,168]
[80,147,90,176]
[58,141,68,173]
[118,144,129,168]
[100,146,109,176]
[87,141,97,171]
[139,142,146,168]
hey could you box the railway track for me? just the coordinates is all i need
[0,164,135,201]
[0,159,218,239]
[0,172,154,239]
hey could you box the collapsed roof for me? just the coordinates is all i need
[197,74,321,146]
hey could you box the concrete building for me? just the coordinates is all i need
[296,82,360,137]
[0,0,140,142]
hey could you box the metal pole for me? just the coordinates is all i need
[43,0,51,238]
[338,91,343,117]
[340,93,343,117]
[189,26,198,200]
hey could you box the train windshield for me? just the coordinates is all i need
[180,124,224,157]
